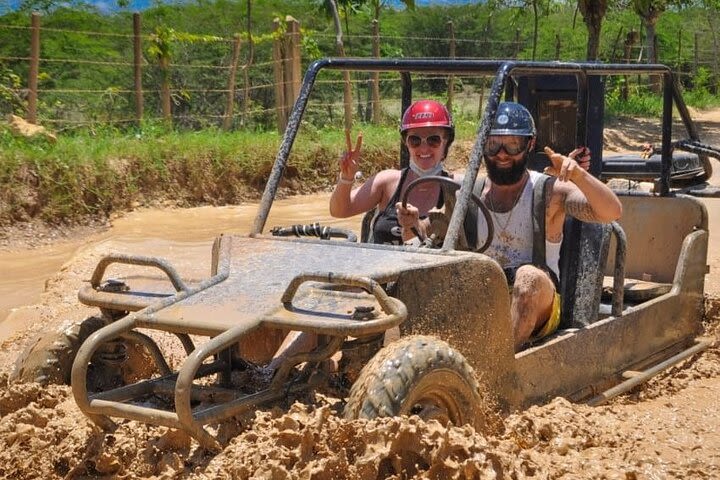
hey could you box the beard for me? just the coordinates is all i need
[485,153,528,186]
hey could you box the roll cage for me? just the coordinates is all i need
[252,58,720,251]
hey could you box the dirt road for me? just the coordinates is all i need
[1,112,720,478]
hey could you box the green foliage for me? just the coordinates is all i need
[0,121,402,224]
[606,87,665,118]
[3,0,720,225]
[0,63,24,114]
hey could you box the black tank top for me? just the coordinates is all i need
[371,168,448,245]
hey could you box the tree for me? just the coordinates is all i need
[489,0,550,61]
[326,0,353,130]
[633,0,666,64]
[578,0,609,60]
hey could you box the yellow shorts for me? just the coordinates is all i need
[531,292,561,340]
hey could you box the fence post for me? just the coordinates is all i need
[27,12,40,124]
[284,16,301,119]
[622,30,638,101]
[224,34,242,131]
[133,13,143,126]
[555,33,561,61]
[610,27,624,62]
[371,19,381,124]
[447,20,455,111]
[272,18,286,133]
[711,17,720,94]
[694,32,699,77]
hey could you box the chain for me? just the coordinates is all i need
[485,174,529,235]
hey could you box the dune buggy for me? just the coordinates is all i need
[12,58,718,451]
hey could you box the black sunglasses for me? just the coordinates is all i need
[483,136,530,156]
[407,134,444,148]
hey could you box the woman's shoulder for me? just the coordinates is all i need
[373,168,403,184]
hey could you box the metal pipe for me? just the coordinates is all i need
[89,254,188,292]
[263,296,407,336]
[443,61,513,251]
[610,222,627,317]
[660,71,674,196]
[575,70,588,148]
[252,62,322,235]
[400,72,412,169]
[672,77,701,142]
[306,57,672,76]
[586,338,711,406]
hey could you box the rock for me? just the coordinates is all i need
[5,114,57,143]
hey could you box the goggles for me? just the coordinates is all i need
[407,134,444,148]
[483,136,530,156]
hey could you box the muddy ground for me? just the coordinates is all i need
[1,111,720,479]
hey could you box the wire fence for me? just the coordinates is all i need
[1,12,720,133]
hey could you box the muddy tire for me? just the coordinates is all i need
[10,316,154,388]
[344,335,484,430]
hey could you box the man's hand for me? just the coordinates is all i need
[568,146,591,171]
[339,130,363,182]
[640,143,655,159]
[544,146,585,183]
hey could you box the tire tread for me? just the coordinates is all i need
[344,335,482,426]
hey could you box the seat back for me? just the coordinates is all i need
[604,195,706,283]
[360,208,377,243]
[559,218,612,328]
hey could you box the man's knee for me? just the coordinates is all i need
[513,265,554,298]
[511,265,556,339]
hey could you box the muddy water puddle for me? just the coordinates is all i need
[0,193,362,330]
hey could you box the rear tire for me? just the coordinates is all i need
[344,335,485,430]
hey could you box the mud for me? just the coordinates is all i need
[1,114,720,478]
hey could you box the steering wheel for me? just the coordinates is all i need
[270,223,358,243]
[400,175,494,253]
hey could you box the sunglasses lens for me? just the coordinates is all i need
[426,135,442,147]
[407,134,443,148]
[484,138,503,156]
[484,137,528,156]
[504,137,528,155]
[408,135,422,148]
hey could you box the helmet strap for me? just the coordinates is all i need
[409,159,444,177]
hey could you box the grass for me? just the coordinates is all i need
[0,121,407,227]
[605,81,720,120]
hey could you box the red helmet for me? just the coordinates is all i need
[401,100,455,156]
[400,100,454,132]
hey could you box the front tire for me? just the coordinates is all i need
[344,335,485,430]
[11,315,154,389]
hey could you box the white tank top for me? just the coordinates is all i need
[477,170,561,279]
